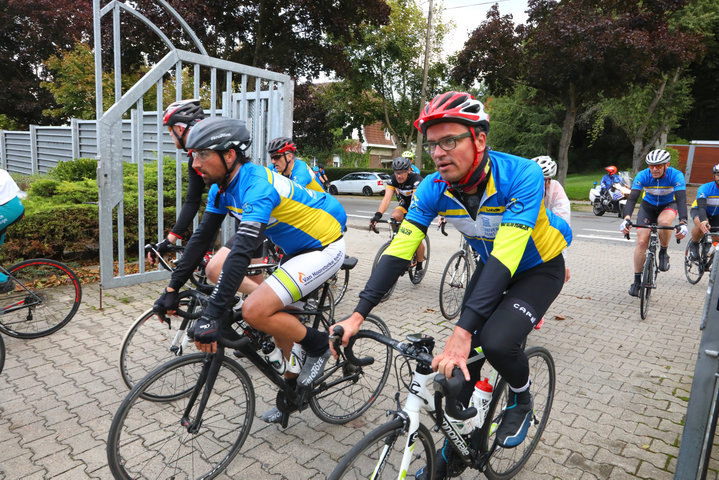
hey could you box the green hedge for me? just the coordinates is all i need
[3,157,187,264]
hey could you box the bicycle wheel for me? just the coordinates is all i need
[0,259,82,339]
[408,235,430,284]
[0,334,5,375]
[329,268,350,305]
[329,418,435,480]
[118,293,206,392]
[640,254,654,320]
[310,314,392,424]
[480,346,555,480]
[439,250,470,320]
[372,240,396,302]
[107,353,255,480]
[684,243,704,284]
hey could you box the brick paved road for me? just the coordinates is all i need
[0,211,713,479]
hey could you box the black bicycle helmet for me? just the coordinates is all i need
[267,137,296,155]
[163,99,205,127]
[392,156,412,171]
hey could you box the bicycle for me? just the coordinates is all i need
[329,325,555,480]
[439,231,479,320]
[684,227,719,284]
[624,222,681,320]
[0,258,82,339]
[371,218,431,302]
[107,282,393,479]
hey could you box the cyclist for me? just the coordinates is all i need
[267,137,324,193]
[332,91,571,476]
[531,155,571,282]
[313,163,330,190]
[369,156,426,280]
[402,150,421,174]
[0,169,25,293]
[153,117,347,424]
[146,99,206,260]
[620,149,688,296]
[687,163,719,260]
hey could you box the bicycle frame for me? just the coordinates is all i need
[0,265,43,315]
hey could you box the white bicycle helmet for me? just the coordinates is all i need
[645,149,671,165]
[531,155,557,178]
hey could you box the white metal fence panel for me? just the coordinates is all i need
[4,131,32,175]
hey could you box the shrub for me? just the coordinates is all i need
[49,157,98,181]
[29,178,61,197]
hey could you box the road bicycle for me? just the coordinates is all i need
[439,233,479,320]
[625,222,681,320]
[371,218,431,302]
[107,282,393,479]
[684,227,719,284]
[0,258,82,339]
[329,324,555,480]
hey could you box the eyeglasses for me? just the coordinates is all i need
[422,132,473,155]
[191,150,217,161]
[270,154,285,161]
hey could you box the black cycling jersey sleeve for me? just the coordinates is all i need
[696,197,708,222]
[455,255,512,333]
[355,218,428,317]
[623,188,642,219]
[170,157,205,239]
[169,211,225,291]
[203,221,266,320]
[675,189,688,222]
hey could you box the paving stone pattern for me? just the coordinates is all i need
[0,219,715,479]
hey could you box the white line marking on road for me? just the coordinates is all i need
[576,234,634,242]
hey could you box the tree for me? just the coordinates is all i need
[452,1,702,184]
[318,0,450,153]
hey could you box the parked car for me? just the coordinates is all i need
[328,172,390,196]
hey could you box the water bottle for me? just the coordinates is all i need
[262,342,286,374]
[470,378,494,430]
[286,343,306,375]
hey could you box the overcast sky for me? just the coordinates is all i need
[437,0,529,56]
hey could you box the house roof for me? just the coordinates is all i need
[363,122,396,149]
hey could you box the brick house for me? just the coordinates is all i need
[345,122,400,168]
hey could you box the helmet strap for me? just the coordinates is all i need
[170,126,187,151]
[218,150,242,193]
[451,130,490,193]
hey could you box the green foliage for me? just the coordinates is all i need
[665,146,681,169]
[0,114,18,130]
[49,158,98,182]
[563,171,605,201]
[486,86,563,158]
[29,179,61,198]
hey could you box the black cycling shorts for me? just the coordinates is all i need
[636,200,678,225]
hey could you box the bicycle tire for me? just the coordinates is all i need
[107,353,255,480]
[329,418,435,480]
[372,240,396,302]
[0,334,5,375]
[329,268,350,305]
[640,254,654,320]
[118,293,206,393]
[684,242,704,284]
[309,314,392,424]
[439,250,470,320]
[0,259,82,339]
[480,346,555,480]
[408,235,430,284]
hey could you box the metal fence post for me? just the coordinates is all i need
[0,130,5,169]
[71,118,79,160]
[29,124,38,174]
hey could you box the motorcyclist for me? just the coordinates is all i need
[687,163,719,259]
[599,166,627,213]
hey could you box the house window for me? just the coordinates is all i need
[385,130,391,140]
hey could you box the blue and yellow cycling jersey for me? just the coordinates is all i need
[206,162,346,255]
[632,167,686,206]
[406,151,572,276]
[692,181,719,216]
[270,158,324,193]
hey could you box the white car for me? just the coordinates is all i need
[328,172,390,196]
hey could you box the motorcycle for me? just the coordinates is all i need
[588,171,632,217]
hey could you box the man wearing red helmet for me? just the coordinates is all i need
[332,91,572,475]
[600,165,623,194]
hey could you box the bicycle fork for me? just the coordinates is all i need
[181,347,225,434]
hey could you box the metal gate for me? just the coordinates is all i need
[94,1,293,288]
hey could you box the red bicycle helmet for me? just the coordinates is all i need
[414,92,489,134]
[605,165,618,175]
[162,99,205,127]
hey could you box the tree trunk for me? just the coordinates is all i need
[556,84,577,186]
